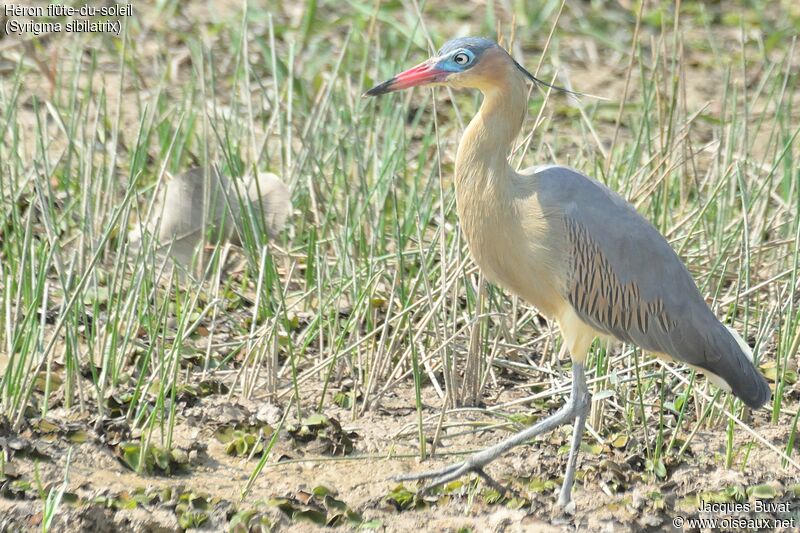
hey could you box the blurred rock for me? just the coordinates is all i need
[255,403,283,426]
[128,166,290,270]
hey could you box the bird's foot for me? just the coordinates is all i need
[394,460,471,487]
[394,456,508,495]
[396,363,591,507]
[395,403,579,493]
[556,492,576,515]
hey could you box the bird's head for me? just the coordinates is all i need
[364,37,573,96]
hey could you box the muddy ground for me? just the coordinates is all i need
[2,370,799,532]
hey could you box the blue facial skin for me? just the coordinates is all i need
[436,49,476,72]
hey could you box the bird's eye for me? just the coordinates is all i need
[453,52,471,66]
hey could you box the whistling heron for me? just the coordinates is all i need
[365,37,770,508]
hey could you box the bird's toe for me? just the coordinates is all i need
[393,460,466,483]
[555,495,576,515]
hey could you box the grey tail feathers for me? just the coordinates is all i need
[705,325,771,409]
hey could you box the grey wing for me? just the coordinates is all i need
[532,166,770,408]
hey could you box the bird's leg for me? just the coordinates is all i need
[396,363,591,507]
[557,361,590,508]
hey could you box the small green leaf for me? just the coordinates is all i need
[121,443,142,471]
[66,430,89,443]
[724,485,746,502]
[747,484,777,499]
[312,485,333,498]
[33,419,60,433]
[229,510,258,532]
[152,447,170,471]
[611,434,628,448]
[303,414,328,427]
[384,484,418,511]
[324,494,348,512]
[177,510,208,529]
[580,442,603,454]
[482,487,503,504]
[171,448,189,464]
[645,458,667,479]
[528,477,556,493]
[293,509,327,525]
[654,460,666,479]
[505,497,528,510]
[442,480,464,493]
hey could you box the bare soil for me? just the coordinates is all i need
[2,373,799,532]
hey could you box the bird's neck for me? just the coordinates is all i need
[454,69,528,192]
